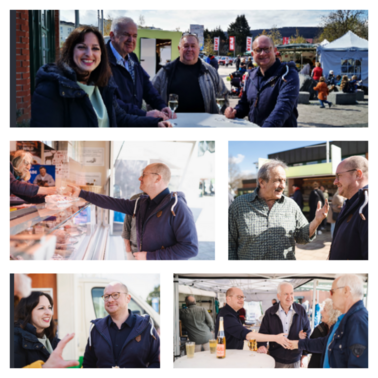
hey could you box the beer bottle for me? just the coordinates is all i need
[216,316,226,359]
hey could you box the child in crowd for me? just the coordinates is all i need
[313,76,332,108]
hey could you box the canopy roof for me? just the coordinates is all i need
[317,31,368,51]
[276,43,317,52]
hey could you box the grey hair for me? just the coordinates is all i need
[111,17,137,34]
[277,282,293,294]
[321,298,342,325]
[105,281,128,294]
[257,159,287,187]
[185,295,196,306]
[335,274,364,300]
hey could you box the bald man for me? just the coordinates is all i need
[83,282,160,368]
[69,163,198,260]
[329,156,368,260]
[224,35,299,127]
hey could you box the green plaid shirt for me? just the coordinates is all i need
[229,188,315,260]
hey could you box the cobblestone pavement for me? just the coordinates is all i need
[218,65,368,127]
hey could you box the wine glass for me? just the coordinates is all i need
[168,94,179,126]
[215,95,226,122]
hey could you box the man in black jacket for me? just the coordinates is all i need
[108,17,173,119]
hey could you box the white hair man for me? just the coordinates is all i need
[179,295,214,352]
[83,282,160,368]
[229,159,329,260]
[152,33,228,114]
[329,156,368,260]
[257,282,311,368]
[69,163,198,260]
[107,17,174,120]
[290,274,368,368]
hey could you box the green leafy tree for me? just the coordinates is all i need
[227,14,251,54]
[203,35,215,56]
[269,25,282,46]
[146,285,160,313]
[319,10,368,41]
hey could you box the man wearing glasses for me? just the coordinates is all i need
[289,274,368,368]
[69,163,198,260]
[152,33,228,114]
[224,35,299,127]
[329,156,368,260]
[107,17,174,120]
[83,282,160,368]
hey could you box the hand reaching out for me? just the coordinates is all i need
[298,330,307,339]
[315,199,329,223]
[42,333,79,368]
[275,333,289,348]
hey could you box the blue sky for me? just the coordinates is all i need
[229,141,326,176]
[60,10,368,31]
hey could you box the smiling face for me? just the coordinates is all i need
[30,295,53,334]
[104,283,130,316]
[226,288,245,312]
[73,32,101,74]
[139,164,160,194]
[110,22,138,58]
[333,161,358,199]
[178,36,200,65]
[277,284,294,310]
[252,36,276,72]
[259,166,286,201]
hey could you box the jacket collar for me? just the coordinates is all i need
[335,300,366,334]
[106,41,138,68]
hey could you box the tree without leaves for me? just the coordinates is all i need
[228,15,251,54]
[138,14,145,28]
[319,10,368,42]
[269,25,282,46]
[289,28,307,44]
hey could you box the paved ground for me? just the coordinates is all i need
[295,229,332,260]
[218,65,368,127]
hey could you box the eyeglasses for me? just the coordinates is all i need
[330,286,345,296]
[140,170,160,178]
[253,47,272,55]
[102,292,128,301]
[230,295,246,300]
[335,169,357,181]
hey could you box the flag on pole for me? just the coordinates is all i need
[229,36,235,51]
[246,37,252,52]
[214,37,220,51]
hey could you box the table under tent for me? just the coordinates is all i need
[173,273,368,362]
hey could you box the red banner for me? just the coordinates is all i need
[282,37,290,45]
[246,37,252,52]
[229,36,235,51]
[214,37,219,51]
[306,38,313,44]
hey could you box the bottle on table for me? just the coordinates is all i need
[216,316,226,359]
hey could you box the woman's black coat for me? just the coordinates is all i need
[30,63,161,127]
[14,323,60,368]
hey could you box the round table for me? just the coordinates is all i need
[174,350,275,368]
[172,113,259,128]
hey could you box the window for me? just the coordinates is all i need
[340,58,362,80]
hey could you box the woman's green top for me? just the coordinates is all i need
[37,334,54,354]
[77,82,109,127]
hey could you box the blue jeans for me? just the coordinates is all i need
[319,100,331,107]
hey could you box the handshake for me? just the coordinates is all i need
[256,330,307,353]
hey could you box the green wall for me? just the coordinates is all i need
[286,163,333,178]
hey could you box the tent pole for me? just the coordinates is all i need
[174,274,181,359]
[311,280,317,332]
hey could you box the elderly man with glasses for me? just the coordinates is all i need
[328,156,368,260]
[224,35,299,127]
[288,274,368,368]
[152,33,228,114]
[68,163,198,260]
[83,281,160,368]
[214,287,290,350]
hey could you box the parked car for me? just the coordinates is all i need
[218,56,234,66]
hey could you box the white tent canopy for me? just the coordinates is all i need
[319,39,329,46]
[317,31,368,86]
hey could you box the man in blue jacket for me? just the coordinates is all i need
[108,17,173,119]
[257,282,311,368]
[224,35,299,127]
[329,156,368,260]
[83,282,160,368]
[289,274,368,368]
[69,163,198,260]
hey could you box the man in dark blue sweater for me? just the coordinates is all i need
[83,281,160,368]
[107,17,174,120]
[329,156,368,260]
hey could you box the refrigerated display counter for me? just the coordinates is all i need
[10,199,112,260]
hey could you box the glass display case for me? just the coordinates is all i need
[10,199,111,260]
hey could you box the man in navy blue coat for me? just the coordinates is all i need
[289,274,368,368]
[107,17,173,120]
[224,35,299,127]
[83,282,160,368]
[329,156,368,260]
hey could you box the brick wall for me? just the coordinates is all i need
[15,10,31,122]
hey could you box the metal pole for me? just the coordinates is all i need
[174,274,181,360]
[101,10,104,35]
[74,10,80,28]
[311,280,317,333]
[97,10,100,29]
[326,141,329,163]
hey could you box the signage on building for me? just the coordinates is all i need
[190,24,204,49]
[282,37,290,45]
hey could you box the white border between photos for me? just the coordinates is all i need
[3,1,377,377]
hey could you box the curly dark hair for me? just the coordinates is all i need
[58,25,112,87]
[14,291,56,340]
